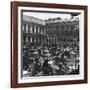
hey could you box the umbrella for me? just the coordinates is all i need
[32,51,38,55]
[44,50,49,52]
[70,51,76,54]
[44,53,51,57]
[48,60,54,65]
[53,65,59,70]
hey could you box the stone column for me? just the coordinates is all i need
[41,26,43,34]
[30,37,32,43]
[34,25,36,33]
[26,24,28,33]
[41,37,43,43]
[38,37,40,42]
[26,36,28,42]
[44,28,46,34]
[38,26,40,33]
[23,24,25,32]
[34,37,36,42]
[30,24,32,33]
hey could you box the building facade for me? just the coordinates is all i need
[45,17,79,46]
[23,15,47,46]
[22,15,79,46]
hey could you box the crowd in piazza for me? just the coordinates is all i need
[22,14,80,77]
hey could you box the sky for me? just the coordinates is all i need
[23,12,72,20]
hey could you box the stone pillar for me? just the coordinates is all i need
[23,24,25,32]
[44,28,46,34]
[30,37,32,43]
[30,24,32,33]
[26,24,28,33]
[41,38,43,43]
[34,37,36,42]
[38,26,40,34]
[38,37,39,42]
[34,25,36,33]
[26,36,28,42]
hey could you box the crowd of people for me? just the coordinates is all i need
[23,40,79,77]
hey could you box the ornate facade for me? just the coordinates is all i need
[45,17,79,46]
[22,15,79,46]
[23,16,47,46]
